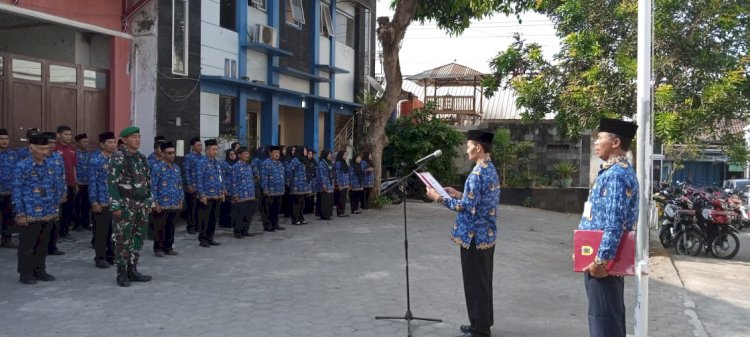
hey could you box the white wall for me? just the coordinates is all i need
[246,50,267,81]
[334,42,355,101]
[201,0,238,76]
[318,71,330,97]
[131,0,158,157]
[319,36,330,64]
[200,92,220,140]
[279,74,310,94]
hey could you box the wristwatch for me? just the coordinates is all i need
[594,257,609,266]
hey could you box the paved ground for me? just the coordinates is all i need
[0,202,743,337]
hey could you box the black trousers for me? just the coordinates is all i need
[304,195,315,214]
[232,200,256,234]
[59,186,76,236]
[318,192,333,219]
[334,188,349,216]
[0,195,13,239]
[219,198,233,227]
[264,196,281,229]
[282,187,292,217]
[349,189,363,212]
[18,220,52,277]
[198,199,220,244]
[185,192,199,231]
[74,184,91,229]
[584,274,626,337]
[47,217,61,254]
[460,240,495,337]
[153,210,177,252]
[363,187,373,210]
[93,207,113,261]
[291,194,306,224]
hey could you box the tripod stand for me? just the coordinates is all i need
[375,164,442,337]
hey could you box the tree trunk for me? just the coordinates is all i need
[364,0,418,205]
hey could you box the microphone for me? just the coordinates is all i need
[414,149,442,166]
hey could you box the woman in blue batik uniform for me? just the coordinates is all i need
[219,149,237,228]
[348,153,364,214]
[286,146,312,225]
[426,130,501,337]
[316,149,334,220]
[362,151,375,210]
[306,150,318,215]
[333,150,350,217]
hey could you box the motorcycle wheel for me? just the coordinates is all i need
[674,229,704,257]
[709,231,740,260]
[659,226,673,248]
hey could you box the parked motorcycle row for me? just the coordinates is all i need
[654,184,747,260]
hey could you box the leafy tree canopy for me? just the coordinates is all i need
[482,0,750,163]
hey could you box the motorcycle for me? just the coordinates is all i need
[675,189,741,259]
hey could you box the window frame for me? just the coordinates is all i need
[320,3,333,38]
[335,10,355,48]
[219,0,237,31]
[249,0,266,12]
[171,0,189,76]
[285,0,305,28]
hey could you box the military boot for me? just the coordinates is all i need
[116,266,131,287]
[127,264,152,282]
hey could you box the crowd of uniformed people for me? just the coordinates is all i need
[0,125,375,287]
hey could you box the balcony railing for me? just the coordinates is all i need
[425,95,477,114]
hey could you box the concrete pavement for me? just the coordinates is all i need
[0,201,742,337]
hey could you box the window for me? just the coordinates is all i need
[220,0,236,31]
[220,96,237,136]
[224,58,237,78]
[286,0,305,27]
[0,56,3,76]
[249,0,266,11]
[49,65,77,85]
[335,11,354,48]
[83,70,107,89]
[172,0,188,75]
[12,59,41,81]
[363,8,372,78]
[320,3,333,37]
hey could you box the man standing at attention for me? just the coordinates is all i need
[74,133,92,231]
[108,126,154,287]
[0,128,18,248]
[578,118,639,337]
[54,126,77,241]
[426,130,501,337]
[195,139,225,247]
[184,137,203,235]
[261,146,285,232]
[90,132,117,269]
[150,141,183,256]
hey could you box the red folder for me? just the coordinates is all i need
[573,230,635,276]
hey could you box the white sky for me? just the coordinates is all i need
[374,0,562,77]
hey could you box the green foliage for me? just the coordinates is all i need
[491,128,536,186]
[552,162,577,179]
[384,102,465,185]
[521,196,532,207]
[374,195,392,209]
[408,0,535,35]
[483,0,750,163]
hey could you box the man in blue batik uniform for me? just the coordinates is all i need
[0,128,19,248]
[578,118,639,337]
[230,147,256,238]
[74,133,92,231]
[89,132,118,269]
[150,141,184,256]
[195,139,225,247]
[261,145,285,232]
[147,136,165,169]
[44,132,67,256]
[183,137,203,234]
[427,130,501,337]
[13,133,60,284]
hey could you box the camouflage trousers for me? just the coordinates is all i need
[112,205,150,267]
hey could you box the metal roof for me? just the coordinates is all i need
[405,63,485,87]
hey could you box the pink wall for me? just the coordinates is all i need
[110,36,132,134]
[0,0,124,31]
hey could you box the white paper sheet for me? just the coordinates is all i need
[417,172,452,200]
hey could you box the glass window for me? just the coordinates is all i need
[320,3,333,37]
[335,11,354,48]
[220,0,236,31]
[172,0,188,75]
[83,70,107,89]
[286,0,305,26]
[220,96,237,136]
[0,56,3,76]
[249,0,265,11]
[49,65,77,85]
[12,59,42,81]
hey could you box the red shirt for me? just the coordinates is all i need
[55,143,77,187]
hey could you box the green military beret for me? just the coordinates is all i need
[119,126,140,138]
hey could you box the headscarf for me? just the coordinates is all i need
[363,151,374,168]
[351,154,364,183]
[335,150,349,171]
[297,146,315,182]
[320,149,333,180]
[225,149,237,165]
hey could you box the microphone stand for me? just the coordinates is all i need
[375,162,442,337]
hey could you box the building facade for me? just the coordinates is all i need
[0,0,136,147]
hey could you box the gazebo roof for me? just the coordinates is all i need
[406,62,485,87]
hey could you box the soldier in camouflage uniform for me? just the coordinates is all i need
[107,126,154,287]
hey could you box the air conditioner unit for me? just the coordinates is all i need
[255,24,278,48]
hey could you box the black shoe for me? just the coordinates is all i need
[154,251,166,257]
[242,232,255,237]
[165,249,179,256]
[19,275,37,285]
[116,266,130,287]
[301,221,308,225]
[234,233,244,239]
[95,259,111,269]
[186,228,196,234]
[34,271,56,282]
[456,333,486,337]
[337,214,349,218]
[127,265,152,282]
[49,250,66,256]
[209,240,221,246]
[60,234,76,242]
[274,226,286,231]
[320,217,332,221]
[353,210,362,214]
[460,325,473,334]
[264,227,276,232]
[292,221,302,225]
[106,257,115,265]
[199,241,211,247]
